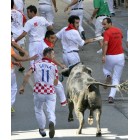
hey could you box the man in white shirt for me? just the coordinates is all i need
[38,0,58,25]
[64,0,86,40]
[56,15,95,68]
[11,0,25,50]
[15,5,53,66]
[11,0,26,71]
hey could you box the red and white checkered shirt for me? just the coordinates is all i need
[33,83,55,95]
[31,58,58,94]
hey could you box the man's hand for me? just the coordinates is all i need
[30,54,38,61]
[61,64,67,69]
[54,7,58,12]
[88,17,93,24]
[19,85,24,94]
[64,6,69,12]
[88,38,96,43]
[102,56,106,63]
[12,61,22,67]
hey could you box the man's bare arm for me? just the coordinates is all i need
[102,41,108,63]
[11,50,38,62]
[91,8,99,19]
[53,58,66,69]
[11,40,28,57]
[64,0,78,12]
[15,31,27,42]
[52,0,58,12]
[19,69,33,94]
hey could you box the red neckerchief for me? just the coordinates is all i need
[42,57,56,65]
[65,24,77,31]
[17,10,27,25]
[44,39,54,48]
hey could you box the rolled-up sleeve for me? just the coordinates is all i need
[71,31,85,47]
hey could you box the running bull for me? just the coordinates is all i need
[66,63,127,136]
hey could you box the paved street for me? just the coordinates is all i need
[11,0,128,140]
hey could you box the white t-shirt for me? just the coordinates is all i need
[23,16,51,43]
[56,27,85,52]
[11,9,25,44]
[71,0,83,9]
[14,0,24,13]
[38,0,52,5]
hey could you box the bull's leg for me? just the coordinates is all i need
[88,110,94,125]
[95,109,102,137]
[68,100,74,122]
[77,111,84,134]
[74,105,84,134]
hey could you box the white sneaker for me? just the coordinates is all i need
[97,49,102,54]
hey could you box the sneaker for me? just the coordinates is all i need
[18,67,25,72]
[104,75,112,89]
[108,97,114,103]
[11,107,15,113]
[61,100,67,106]
[49,121,55,138]
[39,129,46,137]
[97,49,102,54]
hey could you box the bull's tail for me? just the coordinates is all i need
[94,80,128,92]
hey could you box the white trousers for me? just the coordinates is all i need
[55,81,67,104]
[63,51,80,67]
[103,53,125,98]
[94,16,107,37]
[38,4,54,25]
[33,92,56,129]
[11,69,17,106]
[70,9,84,33]
[107,0,115,13]
[29,41,44,66]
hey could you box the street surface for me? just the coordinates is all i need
[11,0,128,140]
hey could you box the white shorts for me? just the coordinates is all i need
[63,51,80,67]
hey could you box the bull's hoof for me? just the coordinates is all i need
[96,132,102,137]
[68,118,74,122]
[76,130,81,135]
[88,117,93,125]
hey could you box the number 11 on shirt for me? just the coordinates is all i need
[42,69,49,82]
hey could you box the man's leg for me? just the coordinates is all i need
[34,93,46,130]
[11,69,17,112]
[45,94,56,138]
[109,55,125,99]
[55,81,67,106]
[94,16,106,54]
